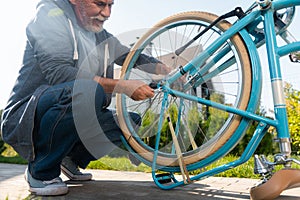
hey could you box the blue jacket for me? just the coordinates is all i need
[1,0,158,161]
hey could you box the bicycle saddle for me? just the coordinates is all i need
[250,168,300,200]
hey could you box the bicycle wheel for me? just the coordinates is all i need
[116,11,252,168]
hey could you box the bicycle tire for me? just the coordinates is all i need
[116,11,252,168]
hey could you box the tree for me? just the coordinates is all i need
[230,106,276,156]
[231,83,300,156]
[284,83,300,155]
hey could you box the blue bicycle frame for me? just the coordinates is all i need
[140,0,300,189]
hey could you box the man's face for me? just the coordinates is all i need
[70,0,114,32]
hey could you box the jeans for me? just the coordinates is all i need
[29,80,140,180]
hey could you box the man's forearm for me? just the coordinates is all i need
[93,76,120,93]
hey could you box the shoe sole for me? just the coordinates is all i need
[29,186,68,196]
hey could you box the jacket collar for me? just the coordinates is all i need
[37,0,79,27]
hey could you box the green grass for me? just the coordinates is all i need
[88,154,300,179]
[0,155,27,164]
[87,156,152,173]
[0,144,27,164]
[1,144,300,179]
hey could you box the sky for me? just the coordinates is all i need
[0,0,300,114]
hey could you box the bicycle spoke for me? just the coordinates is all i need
[117,11,252,168]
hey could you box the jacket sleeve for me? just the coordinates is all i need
[26,3,94,85]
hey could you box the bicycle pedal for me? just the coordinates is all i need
[155,173,173,184]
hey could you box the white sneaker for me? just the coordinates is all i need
[24,168,68,196]
[61,156,92,181]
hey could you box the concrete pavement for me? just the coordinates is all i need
[1,163,300,200]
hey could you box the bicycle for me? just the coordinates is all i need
[115,0,300,199]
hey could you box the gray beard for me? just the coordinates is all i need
[83,23,103,33]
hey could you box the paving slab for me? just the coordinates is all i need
[0,163,299,200]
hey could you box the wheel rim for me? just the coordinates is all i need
[116,12,252,168]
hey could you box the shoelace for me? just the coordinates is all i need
[43,177,63,185]
[73,166,83,175]
[68,164,83,175]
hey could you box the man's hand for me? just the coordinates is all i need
[117,79,154,101]
[156,62,186,84]
[155,63,172,75]
[94,76,154,101]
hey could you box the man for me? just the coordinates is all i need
[1,0,168,196]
